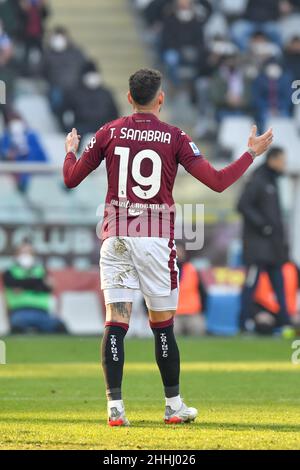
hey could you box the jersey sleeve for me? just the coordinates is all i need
[63,128,106,188]
[175,130,253,193]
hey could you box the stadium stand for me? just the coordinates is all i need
[1,0,300,335]
[15,93,59,133]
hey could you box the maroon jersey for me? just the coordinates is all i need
[63,112,253,239]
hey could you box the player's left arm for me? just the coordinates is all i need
[177,126,273,193]
[63,128,104,188]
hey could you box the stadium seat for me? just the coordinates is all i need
[205,287,240,336]
[39,133,67,165]
[219,116,253,161]
[280,14,300,45]
[15,94,59,133]
[73,168,107,211]
[0,208,37,224]
[43,208,99,225]
[60,292,104,335]
[28,175,75,211]
[0,175,17,194]
[220,0,247,16]
[265,117,300,173]
[204,12,229,40]
[0,176,38,222]
[0,294,10,336]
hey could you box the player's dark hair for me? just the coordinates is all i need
[266,147,284,162]
[129,68,162,106]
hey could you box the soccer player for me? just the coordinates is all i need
[63,69,273,426]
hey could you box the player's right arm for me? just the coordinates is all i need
[63,128,104,188]
[177,126,273,193]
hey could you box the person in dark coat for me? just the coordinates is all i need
[237,147,292,331]
[63,61,119,137]
[19,0,49,75]
[231,0,283,51]
[43,27,88,123]
[284,36,300,82]
[160,0,207,86]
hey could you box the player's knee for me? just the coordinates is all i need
[106,302,132,324]
[148,310,175,324]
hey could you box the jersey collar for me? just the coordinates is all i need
[132,112,160,121]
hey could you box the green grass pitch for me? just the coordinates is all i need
[0,335,300,450]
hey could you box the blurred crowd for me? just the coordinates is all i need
[134,0,300,137]
[0,0,119,189]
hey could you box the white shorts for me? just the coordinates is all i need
[100,236,178,311]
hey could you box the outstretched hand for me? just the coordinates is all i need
[248,125,273,157]
[65,128,81,154]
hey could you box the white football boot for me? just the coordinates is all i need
[164,402,198,424]
[108,405,130,427]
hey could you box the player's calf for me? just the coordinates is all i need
[102,302,132,426]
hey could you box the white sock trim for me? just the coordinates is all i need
[108,399,124,411]
[165,395,182,411]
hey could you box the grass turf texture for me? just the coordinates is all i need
[0,336,300,450]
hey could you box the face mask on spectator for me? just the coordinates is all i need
[9,120,26,136]
[250,41,280,58]
[210,40,237,57]
[82,72,102,89]
[265,63,282,80]
[17,254,35,270]
[176,9,194,22]
[8,120,29,154]
[50,34,68,52]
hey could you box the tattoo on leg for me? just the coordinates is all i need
[110,302,131,321]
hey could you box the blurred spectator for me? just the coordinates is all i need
[0,0,21,39]
[43,26,88,126]
[135,0,211,27]
[246,31,282,71]
[0,19,16,104]
[194,37,238,138]
[237,147,292,332]
[252,58,292,132]
[231,0,285,51]
[160,0,208,87]
[19,0,49,75]
[3,241,67,334]
[135,0,171,27]
[174,243,206,336]
[0,112,48,192]
[210,52,251,122]
[63,61,119,136]
[284,35,300,81]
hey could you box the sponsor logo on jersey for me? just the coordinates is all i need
[189,142,201,156]
[128,207,145,217]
